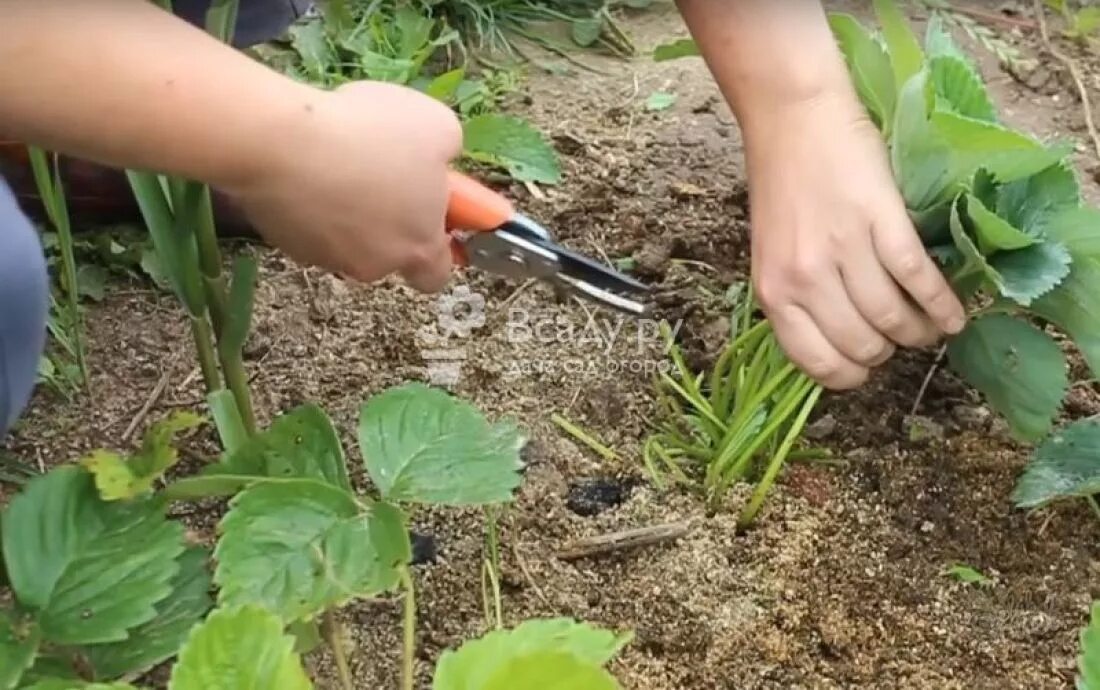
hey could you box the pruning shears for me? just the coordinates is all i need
[445,171,651,317]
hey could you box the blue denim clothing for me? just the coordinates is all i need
[171,0,314,47]
[0,181,48,436]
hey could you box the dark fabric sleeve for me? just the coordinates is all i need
[169,0,313,48]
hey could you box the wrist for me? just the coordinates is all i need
[677,1,860,140]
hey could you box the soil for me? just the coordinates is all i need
[4,2,1100,689]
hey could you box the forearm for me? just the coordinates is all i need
[675,1,858,137]
[0,0,319,191]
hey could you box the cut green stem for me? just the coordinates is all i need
[551,413,619,462]
[399,566,417,690]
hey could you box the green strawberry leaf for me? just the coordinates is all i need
[424,68,466,104]
[996,162,1081,236]
[168,605,312,690]
[948,196,994,284]
[81,411,204,501]
[924,11,967,60]
[84,547,213,679]
[0,608,40,690]
[988,240,1072,306]
[892,71,1065,211]
[288,20,333,77]
[1029,256,1100,379]
[1,467,184,645]
[1079,601,1100,690]
[931,56,995,122]
[1028,207,1100,378]
[829,13,896,131]
[479,652,621,690]
[1012,418,1100,508]
[214,479,410,622]
[873,0,924,89]
[1041,206,1100,256]
[204,404,350,492]
[946,314,1067,442]
[433,618,631,690]
[965,193,1036,253]
[652,38,699,62]
[358,383,526,506]
[462,115,561,184]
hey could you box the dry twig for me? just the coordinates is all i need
[555,521,691,561]
[910,344,948,418]
[1033,0,1100,160]
[122,368,172,443]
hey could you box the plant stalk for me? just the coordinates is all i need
[321,610,354,690]
[399,566,417,690]
[220,352,256,434]
[189,315,221,392]
[483,507,504,629]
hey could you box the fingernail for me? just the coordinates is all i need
[947,315,967,333]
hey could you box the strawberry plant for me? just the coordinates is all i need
[831,1,1100,514]
[1,383,631,688]
[652,1,1100,520]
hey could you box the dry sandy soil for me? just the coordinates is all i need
[4,2,1100,689]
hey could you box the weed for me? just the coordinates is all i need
[1045,0,1100,44]
[414,0,646,61]
[27,148,88,393]
[943,563,994,587]
[646,285,823,527]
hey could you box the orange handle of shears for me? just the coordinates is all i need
[446,171,514,267]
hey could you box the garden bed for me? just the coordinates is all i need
[3,2,1100,689]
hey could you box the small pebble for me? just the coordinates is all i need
[804,413,837,441]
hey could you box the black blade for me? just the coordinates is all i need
[500,217,651,296]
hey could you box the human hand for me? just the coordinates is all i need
[230,81,463,292]
[742,90,967,390]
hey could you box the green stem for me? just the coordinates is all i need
[220,353,257,434]
[193,188,230,335]
[189,316,221,393]
[738,384,824,528]
[321,610,353,690]
[483,507,504,629]
[190,185,256,433]
[400,567,417,690]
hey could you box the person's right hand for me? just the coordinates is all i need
[743,89,967,390]
[230,80,463,293]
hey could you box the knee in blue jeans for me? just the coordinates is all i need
[0,181,49,435]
